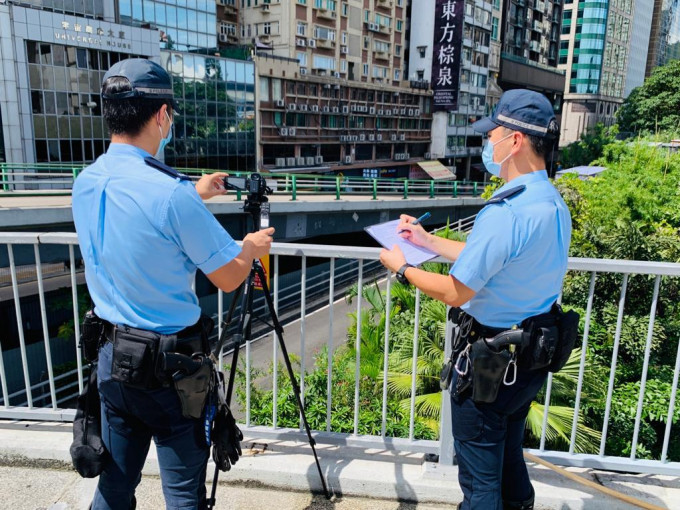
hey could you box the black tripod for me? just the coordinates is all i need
[206,176,330,507]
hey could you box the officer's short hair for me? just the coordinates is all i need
[102,77,173,137]
[502,123,558,162]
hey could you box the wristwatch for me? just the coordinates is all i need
[395,263,414,285]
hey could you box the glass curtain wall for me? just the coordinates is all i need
[569,0,609,94]
[118,0,217,52]
[27,41,144,162]
[161,51,255,171]
[25,0,105,19]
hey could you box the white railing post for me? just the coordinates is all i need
[439,306,455,465]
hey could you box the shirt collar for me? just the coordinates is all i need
[493,170,548,197]
[106,143,153,159]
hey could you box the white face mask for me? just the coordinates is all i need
[156,110,173,158]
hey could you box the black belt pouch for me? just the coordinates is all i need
[470,339,512,404]
[111,327,160,389]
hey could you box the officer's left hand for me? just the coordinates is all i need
[380,245,407,273]
[196,172,228,200]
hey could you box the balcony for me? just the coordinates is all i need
[1,228,679,508]
[316,8,337,21]
[316,38,336,49]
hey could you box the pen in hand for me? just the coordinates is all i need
[399,212,431,234]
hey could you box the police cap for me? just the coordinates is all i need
[102,58,181,113]
[471,89,558,139]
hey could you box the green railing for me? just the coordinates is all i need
[0,163,487,201]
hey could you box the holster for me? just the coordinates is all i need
[173,356,213,419]
[80,310,106,363]
[470,339,513,404]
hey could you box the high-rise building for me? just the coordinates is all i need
[647,0,680,74]
[498,0,565,113]
[217,0,240,48]
[240,0,434,176]
[408,0,493,180]
[0,0,257,171]
[558,0,654,145]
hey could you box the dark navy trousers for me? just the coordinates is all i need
[91,342,209,510]
[451,368,548,510]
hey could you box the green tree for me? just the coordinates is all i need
[560,123,618,169]
[617,59,680,134]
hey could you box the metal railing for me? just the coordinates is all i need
[0,163,485,201]
[1,232,679,476]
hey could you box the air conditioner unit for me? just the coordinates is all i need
[369,22,379,31]
[378,109,384,115]
[368,134,375,141]
[286,157,296,166]
[306,156,315,166]
[376,134,383,141]
[342,105,349,114]
[261,4,269,10]
[404,153,410,159]
[296,38,306,47]
[315,155,324,164]
[323,84,331,89]
[275,157,286,167]
[334,71,341,78]
[311,105,319,112]
[332,106,339,113]
[300,67,308,75]
[414,108,421,115]
[308,39,316,47]
[424,152,431,159]
[408,109,415,116]
[389,134,396,141]
[296,157,305,166]
[340,135,347,141]
[398,134,404,141]
[344,156,352,164]
[275,99,285,107]
[219,34,228,43]
[352,135,358,142]
[369,107,376,114]
[322,105,330,112]
[300,104,308,111]
[359,134,366,141]
[334,84,341,89]
[288,128,296,136]
[400,108,406,115]
[351,104,358,112]
[394,153,402,160]
[386,109,392,115]
[280,127,288,136]
[341,45,348,54]
[287,103,297,111]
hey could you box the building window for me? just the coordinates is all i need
[363,63,369,75]
[297,22,307,36]
[492,17,499,41]
[342,3,348,16]
[313,55,336,70]
[395,44,401,56]
[396,19,403,31]
[417,46,426,58]
[297,51,308,66]
[314,26,336,40]
[342,32,347,44]
[341,59,347,72]
[394,69,400,81]
[417,70,424,80]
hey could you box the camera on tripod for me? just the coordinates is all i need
[222,173,272,203]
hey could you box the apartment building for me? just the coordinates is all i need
[646,0,680,74]
[558,0,654,145]
[240,0,434,176]
[217,0,240,48]
[408,0,493,180]
[498,0,565,118]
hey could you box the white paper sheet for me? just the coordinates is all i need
[365,219,438,266]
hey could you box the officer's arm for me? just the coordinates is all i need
[205,251,254,293]
[403,267,475,307]
[426,235,466,261]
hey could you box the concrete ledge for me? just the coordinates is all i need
[0,420,678,509]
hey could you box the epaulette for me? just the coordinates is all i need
[485,185,526,205]
[144,156,192,181]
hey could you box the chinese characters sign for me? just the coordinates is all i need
[54,21,132,50]
[432,0,464,112]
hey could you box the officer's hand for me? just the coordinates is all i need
[397,214,429,247]
[242,227,275,260]
[196,172,229,200]
[380,245,406,273]
[212,403,243,472]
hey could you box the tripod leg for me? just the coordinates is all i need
[253,263,332,499]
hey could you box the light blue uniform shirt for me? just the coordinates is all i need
[72,143,241,333]
[450,170,571,328]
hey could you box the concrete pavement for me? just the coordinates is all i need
[1,419,679,509]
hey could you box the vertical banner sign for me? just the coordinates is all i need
[432,0,465,112]
[254,255,270,291]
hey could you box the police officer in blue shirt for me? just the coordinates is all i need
[72,58,274,510]
[380,89,571,510]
